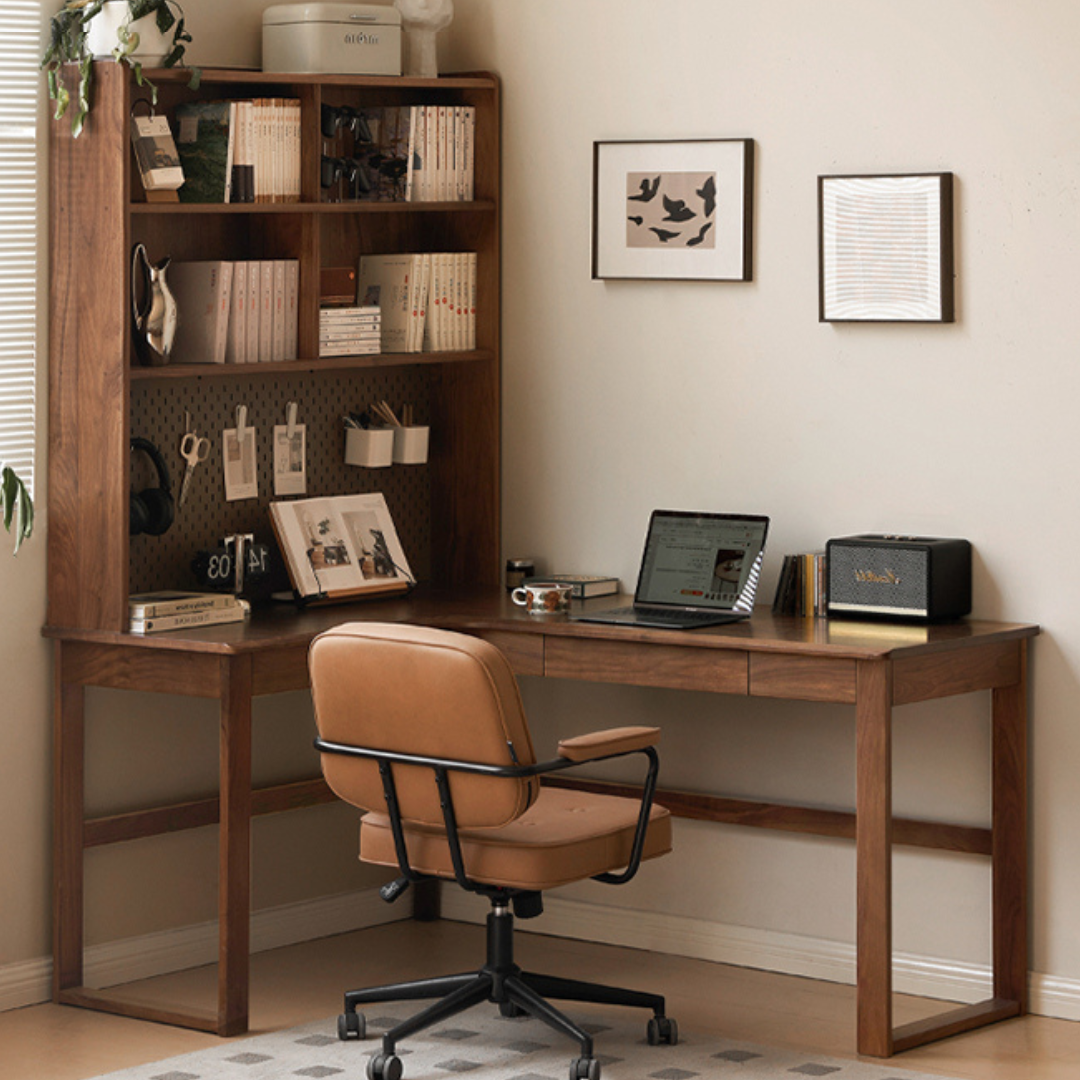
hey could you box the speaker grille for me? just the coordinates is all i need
[828,545,928,615]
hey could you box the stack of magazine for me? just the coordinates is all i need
[128,591,251,634]
[320,304,381,357]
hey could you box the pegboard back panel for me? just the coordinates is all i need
[129,368,433,594]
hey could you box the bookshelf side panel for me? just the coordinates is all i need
[47,62,131,631]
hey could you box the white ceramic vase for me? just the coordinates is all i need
[85,1,174,64]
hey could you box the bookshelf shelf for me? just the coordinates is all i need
[48,62,502,633]
[129,200,498,215]
[128,349,494,381]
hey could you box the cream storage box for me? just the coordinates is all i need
[263,4,402,76]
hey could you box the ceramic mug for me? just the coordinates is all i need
[511,581,573,614]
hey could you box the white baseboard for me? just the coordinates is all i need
[4,888,1079,1024]
[0,887,403,1014]
[441,890,1080,1023]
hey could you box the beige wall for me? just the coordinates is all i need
[441,0,1080,984]
[5,0,1080,1003]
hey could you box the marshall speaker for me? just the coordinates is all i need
[826,535,971,622]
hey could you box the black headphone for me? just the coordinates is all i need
[130,437,175,537]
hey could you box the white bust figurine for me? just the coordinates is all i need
[395,0,454,78]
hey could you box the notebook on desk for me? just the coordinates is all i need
[572,510,769,629]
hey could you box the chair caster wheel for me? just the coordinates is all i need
[570,1056,600,1080]
[338,1010,365,1040]
[499,1000,526,1018]
[646,1015,678,1045]
[367,1052,403,1080]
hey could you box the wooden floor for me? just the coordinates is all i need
[3,919,1079,1079]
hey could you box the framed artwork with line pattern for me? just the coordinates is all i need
[818,172,954,322]
[592,138,754,281]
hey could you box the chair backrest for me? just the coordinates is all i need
[309,622,539,829]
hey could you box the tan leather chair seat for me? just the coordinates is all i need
[361,785,672,891]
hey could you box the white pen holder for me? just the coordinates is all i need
[392,424,430,465]
[345,426,394,468]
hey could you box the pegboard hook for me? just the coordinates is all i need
[235,404,249,445]
[286,401,299,440]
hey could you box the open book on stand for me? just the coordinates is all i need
[269,492,412,603]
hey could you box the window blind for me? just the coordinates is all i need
[0,3,40,491]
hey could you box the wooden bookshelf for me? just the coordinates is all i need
[47,63,502,633]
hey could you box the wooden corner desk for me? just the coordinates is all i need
[45,588,1037,1057]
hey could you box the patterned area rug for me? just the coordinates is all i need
[89,1008,946,1080]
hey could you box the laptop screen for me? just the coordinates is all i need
[634,511,769,613]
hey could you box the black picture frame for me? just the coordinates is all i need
[592,138,754,282]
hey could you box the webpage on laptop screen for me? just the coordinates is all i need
[638,516,767,611]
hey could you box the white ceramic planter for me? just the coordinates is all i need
[86,2,174,64]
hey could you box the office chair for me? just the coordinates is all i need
[309,623,677,1080]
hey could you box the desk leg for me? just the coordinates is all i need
[992,640,1028,1009]
[53,644,85,998]
[856,659,893,1058]
[218,655,253,1036]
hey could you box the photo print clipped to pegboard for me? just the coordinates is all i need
[128,368,433,595]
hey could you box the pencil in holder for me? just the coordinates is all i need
[392,424,429,465]
[345,426,394,468]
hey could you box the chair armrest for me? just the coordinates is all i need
[557,725,660,763]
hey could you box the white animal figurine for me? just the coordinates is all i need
[395,0,454,77]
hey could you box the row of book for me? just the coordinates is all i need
[324,104,476,203]
[320,305,381,358]
[175,98,301,204]
[168,259,299,365]
[358,252,478,354]
[128,591,251,634]
[772,552,827,617]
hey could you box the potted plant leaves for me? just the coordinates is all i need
[42,1,200,137]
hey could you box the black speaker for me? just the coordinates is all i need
[130,436,174,537]
[826,535,971,622]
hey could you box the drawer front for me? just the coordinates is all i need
[473,630,545,676]
[749,653,857,703]
[545,637,747,694]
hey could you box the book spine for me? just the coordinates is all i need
[463,106,475,201]
[215,261,233,364]
[258,260,274,361]
[226,260,247,363]
[284,259,299,361]
[271,259,287,362]
[244,260,260,363]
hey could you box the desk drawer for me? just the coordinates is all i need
[546,638,747,694]
[749,653,857,703]
[473,631,544,676]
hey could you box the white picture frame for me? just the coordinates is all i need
[592,138,754,281]
[818,173,955,322]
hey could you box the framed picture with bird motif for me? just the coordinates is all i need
[592,138,754,281]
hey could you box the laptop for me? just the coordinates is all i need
[572,510,770,629]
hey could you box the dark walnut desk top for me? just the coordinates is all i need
[43,584,1039,659]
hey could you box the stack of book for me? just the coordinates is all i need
[357,251,477,355]
[772,553,827,617]
[167,259,299,365]
[320,305,381,357]
[325,104,476,203]
[175,98,302,205]
[128,591,251,634]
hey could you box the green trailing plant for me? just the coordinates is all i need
[1,465,33,555]
[42,0,200,138]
